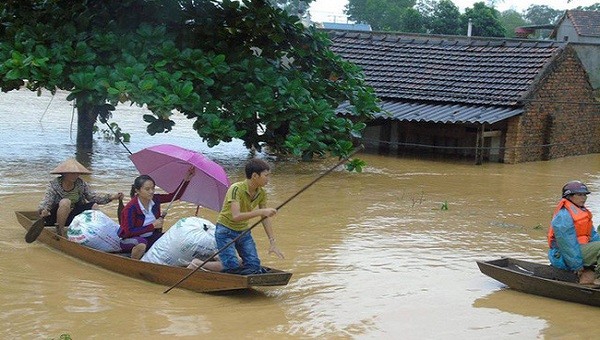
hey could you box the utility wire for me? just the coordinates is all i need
[361,137,586,151]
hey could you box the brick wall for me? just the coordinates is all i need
[504,46,600,164]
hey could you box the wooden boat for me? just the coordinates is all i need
[477,257,600,307]
[16,211,292,293]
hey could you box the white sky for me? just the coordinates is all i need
[309,0,600,23]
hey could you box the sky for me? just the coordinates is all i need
[308,0,600,23]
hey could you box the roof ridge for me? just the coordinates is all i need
[329,29,565,48]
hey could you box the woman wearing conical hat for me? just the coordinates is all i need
[37,158,123,236]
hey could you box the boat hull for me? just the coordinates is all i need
[477,257,600,307]
[16,211,292,293]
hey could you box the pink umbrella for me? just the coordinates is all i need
[129,144,230,212]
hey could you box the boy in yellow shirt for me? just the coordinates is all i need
[215,158,284,274]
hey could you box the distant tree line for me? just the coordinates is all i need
[347,0,600,38]
[274,0,600,38]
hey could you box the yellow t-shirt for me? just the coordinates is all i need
[217,180,266,231]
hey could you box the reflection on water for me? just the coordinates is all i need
[473,289,599,338]
[1,90,600,338]
[155,312,213,337]
[64,279,113,313]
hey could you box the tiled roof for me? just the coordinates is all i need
[566,10,600,37]
[339,100,524,124]
[329,31,565,107]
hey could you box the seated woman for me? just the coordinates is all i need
[119,169,194,260]
[37,158,123,237]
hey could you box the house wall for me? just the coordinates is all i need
[503,46,600,164]
[556,18,578,43]
[555,19,600,89]
[557,20,600,44]
[573,44,600,89]
[364,120,508,162]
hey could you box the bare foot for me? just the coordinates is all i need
[187,258,223,272]
[131,244,147,260]
[578,269,596,285]
[187,258,207,271]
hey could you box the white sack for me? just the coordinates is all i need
[67,210,121,252]
[141,216,217,266]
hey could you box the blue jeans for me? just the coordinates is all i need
[215,223,261,272]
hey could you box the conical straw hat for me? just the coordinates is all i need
[50,158,92,174]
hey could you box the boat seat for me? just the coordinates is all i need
[533,266,578,283]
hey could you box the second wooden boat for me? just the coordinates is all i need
[477,257,600,307]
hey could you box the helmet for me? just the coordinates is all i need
[562,180,590,198]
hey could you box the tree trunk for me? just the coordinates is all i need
[76,104,98,153]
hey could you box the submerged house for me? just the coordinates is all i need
[329,31,600,164]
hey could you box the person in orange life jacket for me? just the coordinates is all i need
[548,180,600,285]
[119,168,194,260]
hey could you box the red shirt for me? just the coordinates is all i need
[118,181,188,238]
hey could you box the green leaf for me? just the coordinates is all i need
[66,92,77,101]
[139,78,157,91]
[143,114,157,123]
[5,69,22,80]
[107,87,120,95]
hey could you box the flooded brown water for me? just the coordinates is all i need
[1,90,599,339]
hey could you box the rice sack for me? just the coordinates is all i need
[141,216,217,266]
[67,210,121,252]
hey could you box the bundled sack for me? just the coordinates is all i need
[67,210,121,252]
[141,216,217,267]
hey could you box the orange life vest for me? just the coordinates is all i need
[547,198,593,248]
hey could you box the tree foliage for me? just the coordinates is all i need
[461,2,505,37]
[523,5,562,25]
[578,4,600,11]
[419,0,462,35]
[268,0,310,17]
[0,0,379,159]
[400,8,426,33]
[343,0,596,39]
[349,0,506,37]
[499,9,527,38]
[346,0,423,32]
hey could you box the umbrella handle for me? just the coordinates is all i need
[163,145,365,294]
[161,177,188,219]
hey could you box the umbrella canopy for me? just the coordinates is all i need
[129,144,230,212]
